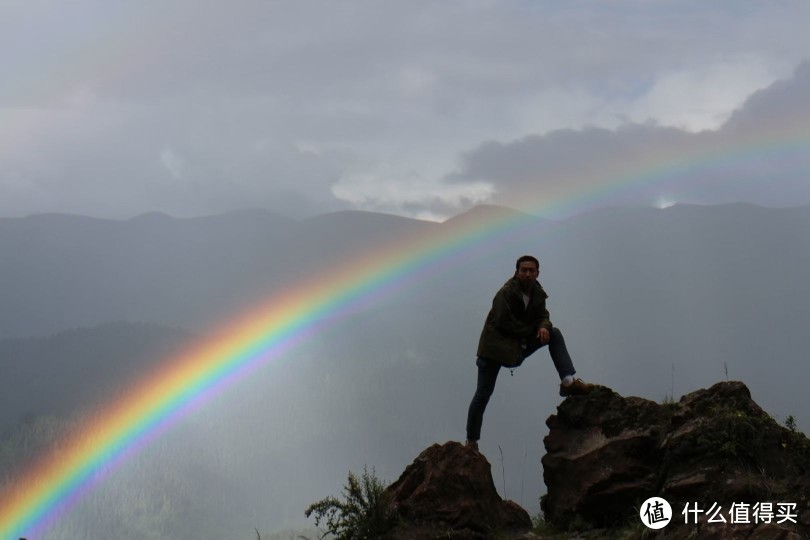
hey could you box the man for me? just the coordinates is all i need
[465,255,591,449]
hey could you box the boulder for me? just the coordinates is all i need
[384,441,532,538]
[541,381,810,538]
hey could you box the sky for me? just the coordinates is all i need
[2,1,809,221]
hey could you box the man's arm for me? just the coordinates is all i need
[535,293,552,344]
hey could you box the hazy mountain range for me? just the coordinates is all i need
[2,203,809,538]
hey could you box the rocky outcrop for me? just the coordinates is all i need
[383,442,532,539]
[541,381,810,538]
[326,381,809,539]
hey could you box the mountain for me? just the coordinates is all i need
[441,203,543,228]
[0,322,194,432]
[1,203,810,536]
[0,208,436,339]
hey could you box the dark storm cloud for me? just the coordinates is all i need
[1,1,809,219]
[448,61,810,216]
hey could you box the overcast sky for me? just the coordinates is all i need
[2,1,809,221]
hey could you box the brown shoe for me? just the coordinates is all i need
[559,378,592,397]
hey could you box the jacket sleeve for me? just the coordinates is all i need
[489,288,536,338]
[534,284,552,331]
[537,305,552,331]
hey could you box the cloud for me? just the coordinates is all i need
[723,61,810,133]
[333,169,494,222]
[623,59,791,131]
[0,98,353,218]
[1,2,809,219]
[446,61,810,217]
[160,147,186,180]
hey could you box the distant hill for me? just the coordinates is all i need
[2,203,810,535]
[441,203,542,228]
[6,203,807,343]
[0,208,436,338]
[0,321,194,432]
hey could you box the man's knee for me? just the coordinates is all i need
[476,356,497,369]
[549,327,570,352]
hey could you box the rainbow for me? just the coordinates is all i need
[3,134,810,540]
[4,40,810,535]
[3,129,810,537]
[507,113,810,218]
[0,207,536,539]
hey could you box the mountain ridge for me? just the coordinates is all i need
[2,202,809,534]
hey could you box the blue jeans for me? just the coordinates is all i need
[465,327,575,441]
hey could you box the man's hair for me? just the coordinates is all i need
[514,255,539,275]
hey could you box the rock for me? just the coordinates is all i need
[384,441,532,538]
[541,381,810,538]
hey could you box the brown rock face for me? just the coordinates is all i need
[541,381,810,538]
[384,441,532,537]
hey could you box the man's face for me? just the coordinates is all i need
[516,261,539,289]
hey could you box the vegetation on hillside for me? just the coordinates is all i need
[304,467,396,540]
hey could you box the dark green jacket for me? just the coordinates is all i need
[476,277,552,368]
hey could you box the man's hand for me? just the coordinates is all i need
[537,327,550,345]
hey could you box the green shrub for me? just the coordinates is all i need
[304,466,396,540]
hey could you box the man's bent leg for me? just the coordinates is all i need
[548,327,576,379]
[549,327,593,396]
[466,357,500,441]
